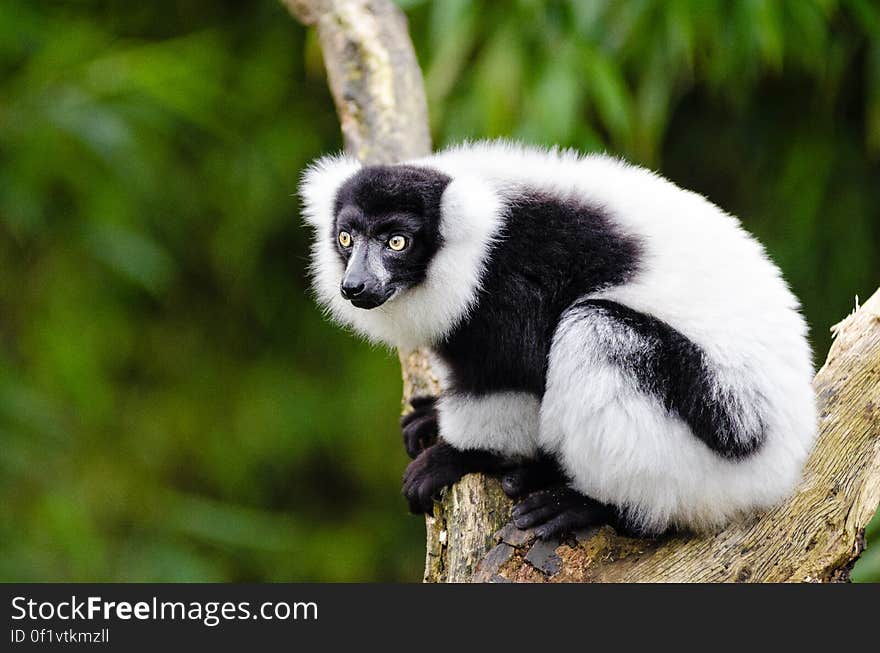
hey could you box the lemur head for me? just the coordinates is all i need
[300,153,503,349]
[332,165,449,309]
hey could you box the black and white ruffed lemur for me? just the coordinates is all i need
[299,141,817,539]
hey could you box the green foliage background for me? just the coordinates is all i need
[1,0,878,582]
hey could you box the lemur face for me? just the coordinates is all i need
[332,165,450,309]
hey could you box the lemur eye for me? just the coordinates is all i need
[338,231,352,248]
[388,235,407,251]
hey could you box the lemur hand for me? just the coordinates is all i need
[400,395,439,459]
[402,442,470,514]
[402,442,506,514]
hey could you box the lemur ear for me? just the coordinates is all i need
[299,153,361,229]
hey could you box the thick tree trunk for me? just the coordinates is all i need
[287,0,880,582]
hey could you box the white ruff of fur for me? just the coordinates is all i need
[300,154,503,350]
[300,141,818,532]
[439,392,540,458]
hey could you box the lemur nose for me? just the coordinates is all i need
[341,281,366,299]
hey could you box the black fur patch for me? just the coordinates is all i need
[500,451,567,498]
[569,299,765,459]
[436,190,642,397]
[332,165,451,289]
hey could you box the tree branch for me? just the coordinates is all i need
[282,0,430,164]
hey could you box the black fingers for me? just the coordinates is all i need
[401,396,439,459]
[401,413,438,459]
[402,443,466,514]
[402,442,507,515]
[511,485,580,529]
[533,506,605,540]
[402,454,461,514]
[511,484,614,539]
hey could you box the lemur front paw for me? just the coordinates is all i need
[402,442,470,514]
[400,395,439,459]
[512,485,613,540]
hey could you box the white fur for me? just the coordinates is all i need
[540,304,814,532]
[300,141,817,532]
[439,392,541,458]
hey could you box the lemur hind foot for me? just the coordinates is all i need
[512,485,616,540]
